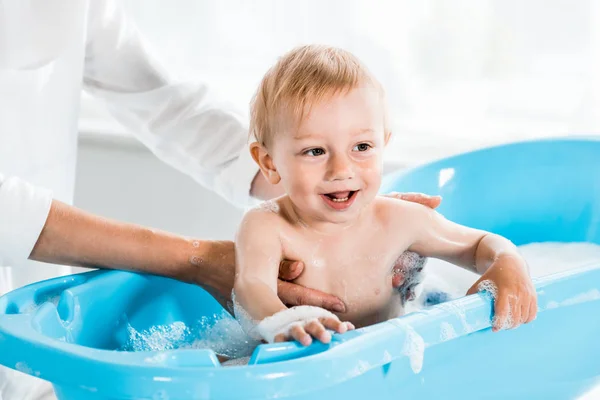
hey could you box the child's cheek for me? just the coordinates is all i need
[361,159,384,185]
[288,166,317,196]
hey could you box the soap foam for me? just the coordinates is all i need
[256,200,280,213]
[122,311,259,359]
[476,280,498,300]
[439,322,457,342]
[401,325,425,374]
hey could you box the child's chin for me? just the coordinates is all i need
[321,207,361,222]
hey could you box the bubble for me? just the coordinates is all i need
[121,311,260,360]
[222,356,251,367]
[192,241,200,248]
[395,251,428,304]
[477,280,498,300]
[15,362,33,375]
[231,291,261,341]
[439,302,473,334]
[189,255,203,266]
[256,200,280,213]
[401,325,425,374]
[492,307,514,331]
[186,315,260,358]
[440,322,457,342]
[124,321,190,352]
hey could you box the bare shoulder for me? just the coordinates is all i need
[243,199,285,226]
[237,198,287,240]
[249,197,285,215]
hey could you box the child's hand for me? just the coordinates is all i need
[273,317,355,346]
[467,254,537,332]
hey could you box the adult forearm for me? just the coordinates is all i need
[29,201,236,297]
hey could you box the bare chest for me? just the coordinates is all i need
[280,229,404,326]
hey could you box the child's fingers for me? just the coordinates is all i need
[526,296,538,323]
[510,297,522,329]
[274,333,287,343]
[319,317,347,333]
[520,298,530,325]
[304,320,331,344]
[492,294,510,332]
[390,192,442,209]
[290,324,312,346]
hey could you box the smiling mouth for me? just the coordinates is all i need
[320,190,359,210]
[325,191,354,202]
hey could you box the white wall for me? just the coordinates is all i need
[74,134,244,241]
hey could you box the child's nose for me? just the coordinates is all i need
[326,154,354,181]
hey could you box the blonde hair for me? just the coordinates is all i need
[250,45,388,147]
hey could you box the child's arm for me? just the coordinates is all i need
[233,209,352,345]
[397,201,537,331]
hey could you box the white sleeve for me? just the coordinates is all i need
[83,0,259,207]
[0,174,53,267]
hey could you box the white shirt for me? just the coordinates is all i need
[0,0,259,292]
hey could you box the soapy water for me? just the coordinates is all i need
[120,242,600,363]
[121,312,260,359]
[410,242,600,310]
[22,294,62,314]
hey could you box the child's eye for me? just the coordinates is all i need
[353,143,371,152]
[305,148,325,157]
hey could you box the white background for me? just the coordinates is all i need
[75,0,600,240]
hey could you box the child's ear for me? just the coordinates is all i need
[384,131,392,146]
[250,142,281,185]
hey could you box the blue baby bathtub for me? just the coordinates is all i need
[1,137,600,399]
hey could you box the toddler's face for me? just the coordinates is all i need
[271,87,387,224]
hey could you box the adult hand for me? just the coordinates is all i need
[384,192,441,211]
[277,260,346,313]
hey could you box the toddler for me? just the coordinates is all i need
[233,45,537,346]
